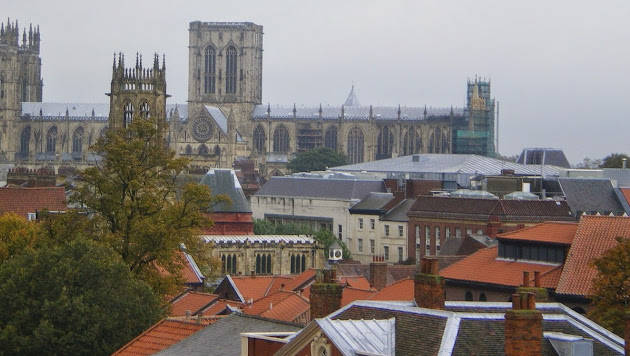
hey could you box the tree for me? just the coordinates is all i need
[72,116,218,295]
[0,238,163,356]
[287,147,347,173]
[588,236,630,336]
[0,213,40,264]
[600,153,630,168]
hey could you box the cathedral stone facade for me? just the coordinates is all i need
[0,20,496,176]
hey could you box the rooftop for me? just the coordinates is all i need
[255,176,384,200]
[497,221,578,245]
[0,186,67,218]
[556,215,630,296]
[558,178,626,216]
[252,104,463,121]
[199,169,251,213]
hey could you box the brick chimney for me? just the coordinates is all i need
[370,258,388,290]
[504,292,542,356]
[516,271,548,302]
[310,269,342,319]
[414,257,444,309]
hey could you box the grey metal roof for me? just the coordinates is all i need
[381,198,416,222]
[349,192,394,212]
[602,168,630,188]
[332,154,562,177]
[558,178,626,216]
[21,102,188,121]
[255,176,385,200]
[199,169,251,213]
[316,318,395,356]
[517,148,571,168]
[252,104,464,121]
[157,313,301,356]
[204,105,228,135]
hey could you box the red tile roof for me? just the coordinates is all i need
[230,275,293,302]
[200,299,245,316]
[0,186,66,218]
[283,269,317,292]
[497,221,578,245]
[341,287,377,307]
[440,247,562,288]
[340,276,371,290]
[170,291,218,316]
[112,318,209,356]
[370,278,414,301]
[556,216,630,296]
[243,290,310,323]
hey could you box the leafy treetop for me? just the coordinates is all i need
[287,147,347,173]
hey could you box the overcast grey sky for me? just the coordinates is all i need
[5,0,629,164]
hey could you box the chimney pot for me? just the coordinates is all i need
[505,292,542,356]
[522,271,530,287]
[414,257,445,310]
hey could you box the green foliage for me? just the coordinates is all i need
[72,117,218,295]
[287,147,347,173]
[253,219,351,259]
[0,213,40,263]
[0,238,163,356]
[600,153,630,168]
[588,236,630,336]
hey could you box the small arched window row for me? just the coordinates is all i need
[221,254,237,275]
[347,127,364,164]
[123,102,134,128]
[72,127,84,155]
[290,253,307,274]
[46,126,57,154]
[255,253,272,275]
[273,125,289,153]
[253,125,266,153]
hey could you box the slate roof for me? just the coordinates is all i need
[517,148,571,168]
[204,105,228,135]
[409,195,574,221]
[199,169,251,213]
[556,216,630,296]
[602,168,630,188]
[318,300,625,355]
[0,186,67,217]
[439,234,496,256]
[255,176,385,200]
[497,221,578,245]
[349,192,394,213]
[156,313,302,356]
[381,198,416,222]
[331,154,563,177]
[440,247,563,289]
[112,318,212,356]
[558,178,626,216]
[21,102,188,121]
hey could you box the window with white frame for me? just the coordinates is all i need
[359,218,363,230]
[358,239,363,252]
[384,225,390,236]
[398,225,404,237]
[370,219,375,230]
[384,246,389,260]
[398,247,404,263]
[370,239,375,254]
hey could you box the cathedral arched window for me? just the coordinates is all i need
[123,102,133,128]
[291,255,296,274]
[273,125,289,153]
[441,131,449,153]
[72,127,83,154]
[20,126,30,154]
[185,144,192,155]
[402,129,422,155]
[434,127,441,153]
[253,125,266,153]
[347,127,364,164]
[21,77,28,102]
[376,126,394,160]
[324,126,337,151]
[139,101,150,119]
[301,254,306,273]
[225,46,237,94]
[198,144,209,156]
[46,126,57,154]
[428,132,435,153]
[204,46,216,94]
[266,254,272,274]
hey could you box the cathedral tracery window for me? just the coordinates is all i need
[253,125,266,153]
[324,126,337,151]
[347,127,364,164]
[185,144,192,155]
[434,127,441,153]
[441,131,449,153]
[46,126,57,154]
[204,46,216,94]
[376,126,394,160]
[21,77,28,102]
[225,46,237,94]
[273,125,289,153]
[198,144,209,156]
[72,127,83,154]
[139,101,150,119]
[402,129,422,155]
[123,102,133,128]
[255,253,272,275]
[20,126,30,155]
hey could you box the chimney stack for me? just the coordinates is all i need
[504,292,542,356]
[310,269,342,319]
[370,258,388,290]
[414,257,444,310]
[516,271,548,302]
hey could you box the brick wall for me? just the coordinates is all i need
[369,261,388,290]
[414,258,445,310]
[504,293,542,356]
